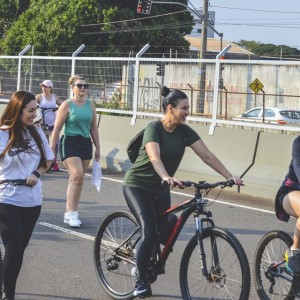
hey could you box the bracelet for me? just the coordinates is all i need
[32,171,41,179]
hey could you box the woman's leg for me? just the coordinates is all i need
[0,204,40,299]
[123,186,157,281]
[283,191,300,250]
[63,157,90,212]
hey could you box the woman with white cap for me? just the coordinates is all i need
[35,79,62,171]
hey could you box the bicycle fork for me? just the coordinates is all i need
[194,215,217,277]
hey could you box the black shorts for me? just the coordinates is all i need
[275,182,300,222]
[59,135,92,161]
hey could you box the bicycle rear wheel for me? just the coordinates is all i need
[93,210,140,300]
[254,230,294,300]
[179,227,250,300]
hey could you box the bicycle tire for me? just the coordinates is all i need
[253,230,295,300]
[179,227,250,300]
[93,210,139,300]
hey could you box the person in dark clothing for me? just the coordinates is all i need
[123,86,242,298]
[275,135,300,274]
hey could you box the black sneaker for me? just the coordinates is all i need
[132,280,152,298]
[287,250,300,273]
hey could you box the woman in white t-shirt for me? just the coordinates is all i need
[36,79,62,171]
[0,91,54,300]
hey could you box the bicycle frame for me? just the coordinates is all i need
[155,191,217,278]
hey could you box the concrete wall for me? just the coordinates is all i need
[98,115,295,199]
[0,99,293,199]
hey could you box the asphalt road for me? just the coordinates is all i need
[14,168,294,300]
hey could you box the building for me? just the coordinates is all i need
[188,10,216,39]
[184,36,256,59]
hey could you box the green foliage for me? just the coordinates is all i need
[0,0,193,57]
[95,92,130,116]
[237,39,300,59]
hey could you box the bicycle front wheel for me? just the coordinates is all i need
[93,210,140,300]
[254,230,294,300]
[180,227,250,300]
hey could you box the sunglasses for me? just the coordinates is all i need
[73,83,89,89]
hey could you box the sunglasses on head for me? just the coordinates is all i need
[73,83,89,89]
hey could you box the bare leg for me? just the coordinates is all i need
[283,191,300,249]
[63,157,91,212]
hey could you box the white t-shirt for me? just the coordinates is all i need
[38,94,57,127]
[0,126,54,207]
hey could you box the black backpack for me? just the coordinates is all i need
[126,121,159,163]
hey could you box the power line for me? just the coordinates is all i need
[81,9,188,27]
[211,5,300,14]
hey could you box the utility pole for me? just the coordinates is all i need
[199,0,208,61]
[198,0,209,113]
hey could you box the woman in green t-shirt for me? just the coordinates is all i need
[123,86,242,298]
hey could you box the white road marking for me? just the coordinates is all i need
[39,222,94,240]
[43,170,274,238]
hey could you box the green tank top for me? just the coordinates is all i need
[64,99,93,138]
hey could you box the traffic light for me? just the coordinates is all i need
[137,0,152,14]
[156,63,165,77]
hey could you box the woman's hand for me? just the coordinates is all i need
[94,149,100,162]
[228,176,243,186]
[162,176,183,188]
[26,173,40,187]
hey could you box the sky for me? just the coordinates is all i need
[189,0,300,49]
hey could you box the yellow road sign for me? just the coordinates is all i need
[249,78,264,94]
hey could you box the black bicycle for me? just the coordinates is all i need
[0,179,32,298]
[254,230,300,299]
[93,180,251,300]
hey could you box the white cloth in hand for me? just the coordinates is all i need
[91,159,102,192]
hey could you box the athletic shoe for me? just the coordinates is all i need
[64,211,81,228]
[285,249,300,273]
[51,162,60,171]
[132,281,152,298]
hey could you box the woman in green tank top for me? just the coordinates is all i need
[50,75,100,228]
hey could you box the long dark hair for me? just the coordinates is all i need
[0,91,47,168]
[161,86,188,112]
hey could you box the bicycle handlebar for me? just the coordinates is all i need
[181,180,235,189]
[37,104,58,112]
[161,179,236,189]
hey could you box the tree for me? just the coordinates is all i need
[237,39,300,59]
[0,0,193,57]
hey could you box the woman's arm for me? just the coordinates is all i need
[49,101,69,155]
[190,139,242,184]
[90,103,100,161]
[145,142,182,187]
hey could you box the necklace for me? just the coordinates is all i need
[72,97,86,107]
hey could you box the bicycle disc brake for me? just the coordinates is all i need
[208,266,226,287]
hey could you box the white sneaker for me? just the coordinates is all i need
[64,211,81,228]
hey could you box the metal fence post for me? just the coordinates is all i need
[209,44,231,135]
[70,44,85,97]
[131,43,150,126]
[17,45,31,91]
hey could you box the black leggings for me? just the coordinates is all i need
[123,186,170,280]
[0,204,41,299]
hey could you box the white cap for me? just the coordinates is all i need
[39,80,53,88]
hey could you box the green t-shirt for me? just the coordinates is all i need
[124,121,201,192]
[64,99,93,138]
